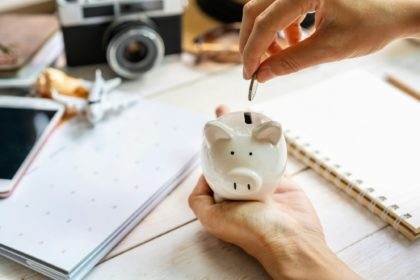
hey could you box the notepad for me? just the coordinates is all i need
[257,70,420,240]
[0,96,206,279]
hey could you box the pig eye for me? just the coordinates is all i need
[230,151,235,155]
[249,152,253,156]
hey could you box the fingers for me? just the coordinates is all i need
[256,32,332,83]
[239,0,274,54]
[268,18,303,57]
[215,105,230,118]
[267,35,283,55]
[242,0,311,79]
[190,175,212,196]
[284,20,302,45]
[188,176,214,220]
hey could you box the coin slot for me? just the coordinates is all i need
[244,112,252,124]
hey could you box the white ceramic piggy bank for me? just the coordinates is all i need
[201,111,287,202]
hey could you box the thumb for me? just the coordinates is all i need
[257,33,334,82]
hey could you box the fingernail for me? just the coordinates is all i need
[243,67,252,80]
[258,66,275,83]
[242,67,247,79]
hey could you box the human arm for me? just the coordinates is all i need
[189,175,360,279]
[239,0,420,82]
[188,106,361,280]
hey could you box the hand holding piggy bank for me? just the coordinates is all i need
[201,111,287,202]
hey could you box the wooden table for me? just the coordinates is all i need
[0,41,419,280]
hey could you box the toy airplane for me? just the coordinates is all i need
[51,70,137,124]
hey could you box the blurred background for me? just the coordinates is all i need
[0,0,418,99]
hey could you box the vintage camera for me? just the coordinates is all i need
[57,0,185,79]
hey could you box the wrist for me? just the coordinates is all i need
[391,0,420,38]
[256,233,360,280]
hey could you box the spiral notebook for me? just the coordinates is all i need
[0,97,206,279]
[257,70,420,240]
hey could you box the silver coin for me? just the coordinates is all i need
[248,73,258,101]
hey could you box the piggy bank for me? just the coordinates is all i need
[201,111,287,202]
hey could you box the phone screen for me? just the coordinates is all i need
[0,107,58,180]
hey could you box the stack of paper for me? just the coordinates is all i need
[0,97,206,279]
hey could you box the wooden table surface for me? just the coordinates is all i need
[0,41,419,280]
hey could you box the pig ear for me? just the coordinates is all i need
[252,121,282,145]
[204,121,233,144]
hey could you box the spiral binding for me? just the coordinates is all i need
[284,129,415,238]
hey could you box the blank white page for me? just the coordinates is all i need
[259,70,420,232]
[0,98,205,272]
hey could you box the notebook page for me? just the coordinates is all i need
[0,98,205,272]
[258,70,420,232]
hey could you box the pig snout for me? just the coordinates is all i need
[227,168,262,194]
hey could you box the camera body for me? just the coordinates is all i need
[57,0,185,79]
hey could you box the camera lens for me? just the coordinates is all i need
[106,23,164,79]
[123,41,148,63]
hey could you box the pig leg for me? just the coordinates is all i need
[214,193,225,203]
